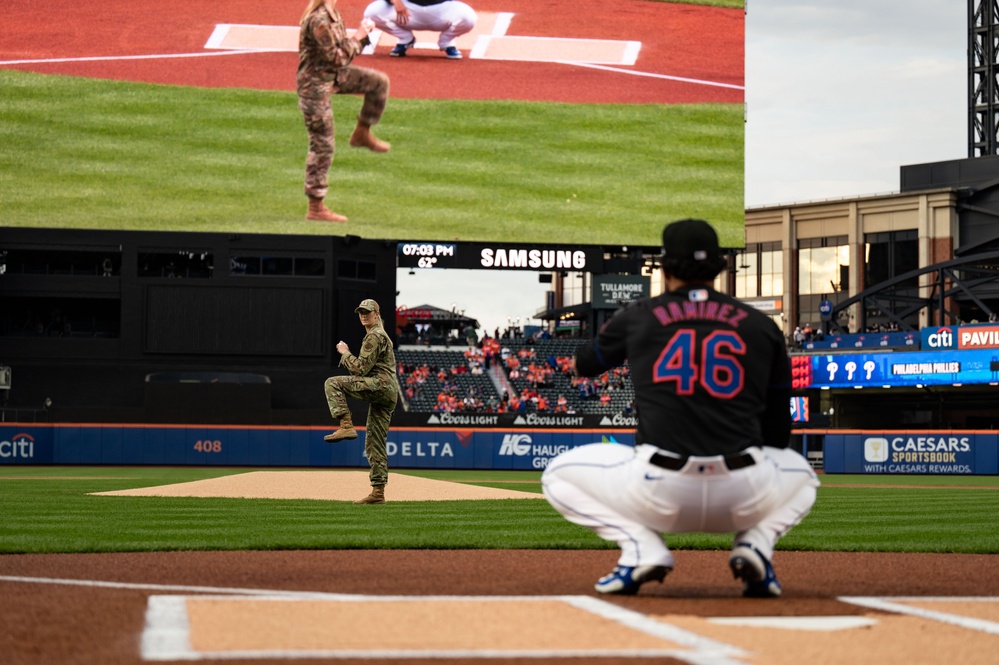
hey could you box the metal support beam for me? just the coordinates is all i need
[969,0,999,156]
[829,250,999,333]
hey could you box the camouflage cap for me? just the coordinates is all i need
[355,298,380,313]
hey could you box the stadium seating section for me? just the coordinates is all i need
[396,338,635,415]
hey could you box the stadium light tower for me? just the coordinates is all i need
[969,0,999,156]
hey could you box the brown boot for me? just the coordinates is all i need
[324,413,358,442]
[354,485,385,504]
[306,197,348,222]
[349,123,391,153]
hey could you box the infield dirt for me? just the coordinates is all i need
[93,470,540,501]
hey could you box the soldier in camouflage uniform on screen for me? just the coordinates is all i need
[325,298,400,504]
[298,0,391,223]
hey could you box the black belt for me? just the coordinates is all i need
[649,450,755,471]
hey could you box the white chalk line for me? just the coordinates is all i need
[839,596,999,636]
[0,49,741,91]
[0,50,281,66]
[0,574,351,598]
[557,61,745,90]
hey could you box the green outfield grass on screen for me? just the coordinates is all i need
[0,69,744,249]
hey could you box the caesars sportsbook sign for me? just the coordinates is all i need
[821,432,997,475]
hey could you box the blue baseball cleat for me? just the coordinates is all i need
[594,564,670,595]
[390,39,416,57]
[442,46,462,59]
[730,542,782,598]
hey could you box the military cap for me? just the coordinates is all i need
[355,298,380,313]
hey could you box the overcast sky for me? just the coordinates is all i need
[396,267,550,338]
[400,1,972,335]
[745,0,968,207]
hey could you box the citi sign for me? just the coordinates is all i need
[922,325,999,350]
[0,433,35,459]
[924,327,954,349]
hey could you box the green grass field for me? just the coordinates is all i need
[1,467,996,555]
[0,70,744,248]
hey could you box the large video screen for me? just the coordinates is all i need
[795,350,999,389]
[0,0,745,249]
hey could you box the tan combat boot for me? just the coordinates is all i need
[349,123,391,153]
[354,485,385,504]
[306,197,348,222]
[324,413,358,442]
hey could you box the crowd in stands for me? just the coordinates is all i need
[791,323,824,349]
[865,322,902,333]
[395,333,635,417]
[791,320,922,351]
[794,321,904,348]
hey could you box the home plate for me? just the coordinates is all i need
[203,13,641,65]
[707,616,879,631]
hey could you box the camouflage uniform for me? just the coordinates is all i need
[325,315,399,486]
[298,5,390,199]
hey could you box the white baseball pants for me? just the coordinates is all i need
[364,0,477,49]
[541,443,819,569]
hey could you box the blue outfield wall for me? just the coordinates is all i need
[4,424,997,475]
[821,431,999,475]
[0,424,634,470]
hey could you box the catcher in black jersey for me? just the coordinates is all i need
[542,218,819,597]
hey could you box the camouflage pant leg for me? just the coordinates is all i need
[335,65,389,127]
[324,375,352,419]
[364,399,396,486]
[326,375,388,419]
[299,93,334,200]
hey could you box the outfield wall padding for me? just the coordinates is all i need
[4,424,996,474]
[819,431,998,475]
[0,424,633,471]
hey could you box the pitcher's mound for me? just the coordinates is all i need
[92,471,541,502]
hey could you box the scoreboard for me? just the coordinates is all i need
[793,349,999,389]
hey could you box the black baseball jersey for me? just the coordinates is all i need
[575,285,792,457]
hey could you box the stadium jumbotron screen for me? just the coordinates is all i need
[0,1,745,250]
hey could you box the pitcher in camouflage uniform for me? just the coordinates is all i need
[325,298,400,504]
[298,0,391,223]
